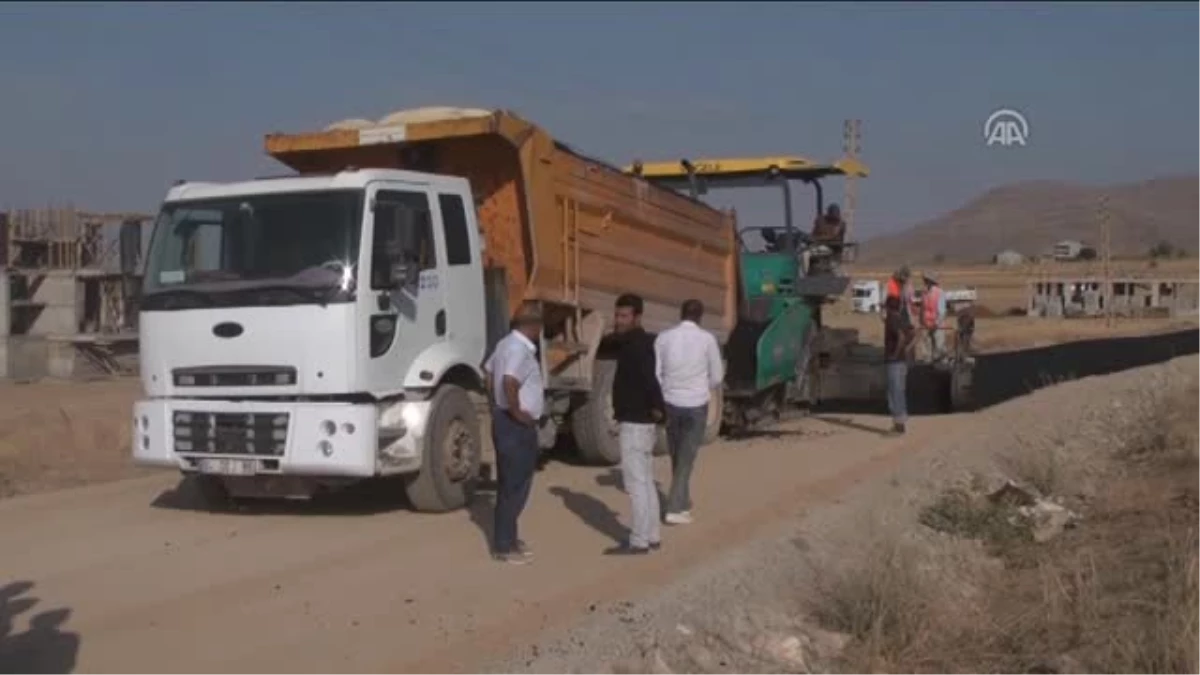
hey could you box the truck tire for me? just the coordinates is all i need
[405,385,482,513]
[703,386,724,444]
[571,359,621,466]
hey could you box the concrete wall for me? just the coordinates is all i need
[27,271,81,336]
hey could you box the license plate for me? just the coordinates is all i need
[198,457,257,476]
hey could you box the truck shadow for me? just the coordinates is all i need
[816,327,1198,418]
[154,462,504,516]
[0,581,80,674]
[152,476,415,516]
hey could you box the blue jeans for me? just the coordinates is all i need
[491,409,538,554]
[886,361,908,425]
[665,403,708,514]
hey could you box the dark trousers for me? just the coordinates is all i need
[491,409,538,554]
[665,403,708,514]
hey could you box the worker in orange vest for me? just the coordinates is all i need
[920,271,947,362]
[885,266,914,323]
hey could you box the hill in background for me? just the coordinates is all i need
[858,175,1198,266]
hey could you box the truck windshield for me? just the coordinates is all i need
[142,189,364,309]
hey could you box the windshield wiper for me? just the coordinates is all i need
[141,287,219,308]
[225,284,331,306]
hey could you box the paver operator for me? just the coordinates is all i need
[811,203,846,247]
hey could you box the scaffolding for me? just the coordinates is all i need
[0,207,148,379]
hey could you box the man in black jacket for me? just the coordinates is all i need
[607,293,666,555]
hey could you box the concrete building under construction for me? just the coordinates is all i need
[0,207,147,380]
[1027,276,1200,319]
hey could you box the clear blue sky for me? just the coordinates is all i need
[1,2,1195,237]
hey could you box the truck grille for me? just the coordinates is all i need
[172,412,288,456]
[173,366,297,387]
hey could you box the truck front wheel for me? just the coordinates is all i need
[405,385,481,513]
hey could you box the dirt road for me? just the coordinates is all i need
[0,410,968,673]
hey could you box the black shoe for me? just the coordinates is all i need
[649,541,662,551]
[890,423,907,435]
[604,543,650,556]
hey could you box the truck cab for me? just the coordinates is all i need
[851,280,881,313]
[133,169,489,512]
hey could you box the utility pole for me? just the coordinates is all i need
[842,119,862,244]
[1099,195,1113,327]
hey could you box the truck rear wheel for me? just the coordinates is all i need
[703,386,724,444]
[572,359,621,465]
[405,385,481,513]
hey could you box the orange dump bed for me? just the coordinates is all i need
[264,109,737,339]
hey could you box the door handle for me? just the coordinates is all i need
[435,309,446,337]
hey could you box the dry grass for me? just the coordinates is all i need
[1112,371,1200,462]
[809,366,1200,674]
[807,528,933,660]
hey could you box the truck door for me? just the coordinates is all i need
[364,184,447,394]
[429,188,486,368]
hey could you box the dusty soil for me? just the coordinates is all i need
[0,378,148,499]
[0,304,1193,672]
[0,406,970,673]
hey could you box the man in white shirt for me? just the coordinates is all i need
[654,299,724,525]
[482,304,545,565]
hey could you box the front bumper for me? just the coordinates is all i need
[131,398,430,478]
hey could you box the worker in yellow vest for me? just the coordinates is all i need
[920,271,947,363]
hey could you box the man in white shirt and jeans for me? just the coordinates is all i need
[482,305,545,565]
[654,299,724,525]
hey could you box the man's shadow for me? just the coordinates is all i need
[466,454,569,552]
[596,468,671,518]
[0,580,80,674]
[547,485,629,546]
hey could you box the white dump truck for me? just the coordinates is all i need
[131,108,738,512]
[851,280,881,313]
